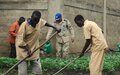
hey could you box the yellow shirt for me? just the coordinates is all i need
[83,20,108,52]
[16,19,46,60]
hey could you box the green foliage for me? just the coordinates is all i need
[0,57,17,68]
[103,53,120,72]
[0,53,120,72]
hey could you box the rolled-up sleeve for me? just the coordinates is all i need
[67,20,75,38]
[83,24,91,39]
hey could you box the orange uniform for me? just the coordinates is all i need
[8,21,20,44]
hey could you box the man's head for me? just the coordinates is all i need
[31,10,41,25]
[18,17,25,26]
[74,15,85,27]
[55,13,62,23]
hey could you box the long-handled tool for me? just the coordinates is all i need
[53,48,90,75]
[53,48,119,75]
[53,56,79,75]
[4,31,59,75]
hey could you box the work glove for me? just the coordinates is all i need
[79,52,84,58]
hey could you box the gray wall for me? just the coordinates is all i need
[0,0,48,56]
[63,0,120,53]
[0,0,120,56]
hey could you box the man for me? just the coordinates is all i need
[46,13,74,58]
[8,17,25,58]
[74,15,108,75]
[16,10,58,75]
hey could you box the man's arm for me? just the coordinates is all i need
[66,20,75,42]
[45,23,61,33]
[16,23,26,48]
[16,23,31,56]
[9,31,16,37]
[45,23,57,30]
[46,27,53,40]
[79,39,92,57]
[9,23,16,37]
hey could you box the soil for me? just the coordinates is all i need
[1,69,120,75]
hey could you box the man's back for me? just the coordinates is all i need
[9,21,19,44]
[83,20,108,51]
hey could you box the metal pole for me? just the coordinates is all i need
[53,48,90,75]
[53,56,79,75]
[103,0,107,39]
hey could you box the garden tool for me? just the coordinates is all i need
[53,49,90,75]
[4,30,60,75]
[43,41,54,54]
[53,56,79,75]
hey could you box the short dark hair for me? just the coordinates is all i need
[74,15,84,22]
[19,17,25,22]
[31,10,41,18]
[18,17,25,25]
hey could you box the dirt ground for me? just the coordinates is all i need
[1,68,120,75]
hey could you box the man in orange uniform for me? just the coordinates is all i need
[8,17,25,58]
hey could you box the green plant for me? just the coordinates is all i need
[0,57,17,68]
[0,53,120,72]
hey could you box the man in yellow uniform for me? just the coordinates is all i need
[46,13,74,58]
[74,15,108,75]
[16,10,58,75]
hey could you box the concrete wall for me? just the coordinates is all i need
[63,0,120,53]
[0,0,48,25]
[0,0,120,56]
[0,0,48,56]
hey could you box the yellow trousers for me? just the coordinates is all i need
[89,50,105,75]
